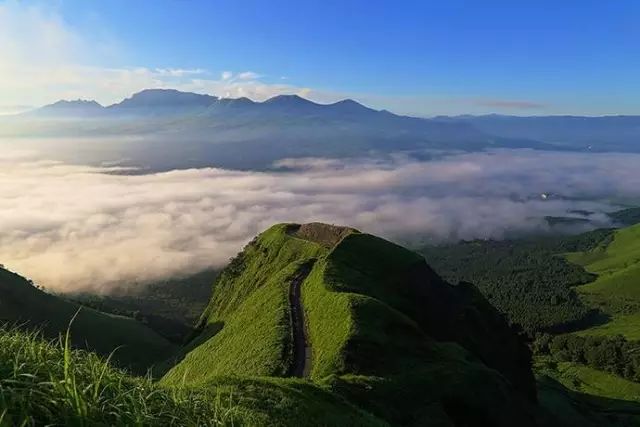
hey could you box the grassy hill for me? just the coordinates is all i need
[0,266,176,373]
[562,223,640,340]
[163,223,537,426]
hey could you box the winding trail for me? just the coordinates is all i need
[288,262,315,378]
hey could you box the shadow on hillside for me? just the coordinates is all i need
[155,321,225,377]
[545,309,612,335]
[538,375,640,426]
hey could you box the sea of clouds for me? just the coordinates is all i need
[1,148,639,293]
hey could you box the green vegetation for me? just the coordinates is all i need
[71,269,217,343]
[165,223,537,426]
[537,366,640,427]
[0,267,175,373]
[72,269,216,323]
[418,218,640,424]
[0,326,382,426]
[0,326,235,426]
[16,219,640,425]
[418,229,613,333]
[568,223,640,302]
[536,334,640,382]
[609,207,640,227]
[163,225,326,384]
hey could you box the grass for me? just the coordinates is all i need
[536,357,640,403]
[563,223,640,339]
[0,325,387,426]
[0,267,175,373]
[164,223,539,426]
[575,312,640,340]
[568,223,640,300]
[162,224,328,384]
[0,326,238,426]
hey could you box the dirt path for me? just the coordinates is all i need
[288,262,314,378]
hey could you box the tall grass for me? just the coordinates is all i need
[0,325,239,426]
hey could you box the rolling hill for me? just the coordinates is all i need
[162,222,537,426]
[565,223,640,339]
[0,265,176,373]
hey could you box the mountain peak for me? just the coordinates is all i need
[327,98,375,114]
[35,99,104,116]
[263,94,318,106]
[113,89,218,109]
[48,99,102,108]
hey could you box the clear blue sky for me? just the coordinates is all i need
[3,0,640,115]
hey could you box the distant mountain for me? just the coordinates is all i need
[34,99,105,117]
[441,114,640,151]
[109,89,218,115]
[10,89,554,170]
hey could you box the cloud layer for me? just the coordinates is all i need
[1,149,639,293]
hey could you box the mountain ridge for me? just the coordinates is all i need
[162,222,537,426]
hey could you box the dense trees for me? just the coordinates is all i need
[419,229,613,333]
[536,333,640,382]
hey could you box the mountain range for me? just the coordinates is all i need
[2,89,637,170]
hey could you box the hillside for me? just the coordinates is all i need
[419,229,614,333]
[0,266,176,373]
[566,223,640,339]
[419,218,640,424]
[162,223,537,426]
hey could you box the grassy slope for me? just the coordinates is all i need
[568,223,640,299]
[0,267,175,373]
[528,223,640,424]
[163,224,326,383]
[566,223,640,339]
[164,223,536,426]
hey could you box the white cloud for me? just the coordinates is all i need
[0,2,323,108]
[0,148,637,294]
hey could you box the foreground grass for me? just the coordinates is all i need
[0,267,176,373]
[0,326,385,426]
[0,327,237,426]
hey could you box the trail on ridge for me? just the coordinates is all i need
[288,262,315,378]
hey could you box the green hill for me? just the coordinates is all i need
[0,266,176,373]
[564,223,640,339]
[163,223,537,426]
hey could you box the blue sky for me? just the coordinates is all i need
[1,0,638,115]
